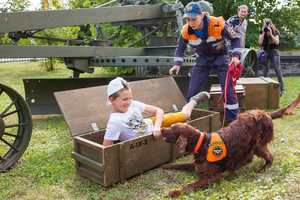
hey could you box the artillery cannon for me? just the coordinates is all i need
[0,0,257,171]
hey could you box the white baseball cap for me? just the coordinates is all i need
[106,77,128,104]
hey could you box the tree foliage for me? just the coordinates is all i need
[0,0,29,13]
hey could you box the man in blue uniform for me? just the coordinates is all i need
[169,2,240,123]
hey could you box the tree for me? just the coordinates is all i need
[0,0,29,13]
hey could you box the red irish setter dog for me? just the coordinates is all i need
[161,93,300,198]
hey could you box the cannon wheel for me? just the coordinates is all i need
[0,83,32,172]
[233,48,258,77]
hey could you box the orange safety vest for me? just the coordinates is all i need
[181,16,225,45]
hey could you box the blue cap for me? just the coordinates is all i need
[183,2,202,18]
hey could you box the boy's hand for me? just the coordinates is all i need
[153,127,161,139]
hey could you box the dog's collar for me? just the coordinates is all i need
[193,131,206,154]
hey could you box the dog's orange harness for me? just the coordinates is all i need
[193,132,227,162]
[207,132,227,162]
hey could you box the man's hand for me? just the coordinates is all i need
[169,65,181,75]
[230,56,241,66]
[266,27,272,36]
[228,26,237,38]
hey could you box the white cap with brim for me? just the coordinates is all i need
[106,77,127,105]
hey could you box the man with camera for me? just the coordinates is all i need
[227,5,248,49]
[258,18,284,95]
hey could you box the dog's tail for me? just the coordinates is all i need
[270,93,300,119]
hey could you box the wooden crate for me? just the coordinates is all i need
[209,84,246,112]
[237,77,280,109]
[55,77,220,186]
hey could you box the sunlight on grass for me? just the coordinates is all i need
[0,62,300,200]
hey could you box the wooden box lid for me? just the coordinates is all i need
[237,77,279,85]
[54,77,186,137]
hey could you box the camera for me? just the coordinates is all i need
[229,16,240,27]
[263,27,269,33]
[263,22,270,32]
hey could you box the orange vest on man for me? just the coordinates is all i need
[172,1,240,124]
[180,16,226,55]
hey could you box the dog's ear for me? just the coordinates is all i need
[161,126,181,143]
[258,113,274,144]
[176,135,187,154]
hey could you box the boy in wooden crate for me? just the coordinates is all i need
[103,77,210,146]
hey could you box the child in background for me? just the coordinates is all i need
[103,77,209,146]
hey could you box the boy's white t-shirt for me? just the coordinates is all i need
[104,100,154,141]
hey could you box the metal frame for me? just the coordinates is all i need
[0,4,176,33]
[90,56,195,67]
[0,45,145,58]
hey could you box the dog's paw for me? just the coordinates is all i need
[258,165,268,173]
[168,190,181,198]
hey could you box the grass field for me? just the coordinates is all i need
[0,62,300,200]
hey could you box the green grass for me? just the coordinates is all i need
[1,62,300,200]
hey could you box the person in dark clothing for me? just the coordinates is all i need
[258,18,284,95]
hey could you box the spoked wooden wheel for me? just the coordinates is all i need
[0,83,32,171]
[232,48,258,77]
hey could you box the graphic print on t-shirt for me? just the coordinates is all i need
[127,112,147,133]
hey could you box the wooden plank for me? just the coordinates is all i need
[188,116,210,132]
[76,166,104,185]
[72,152,104,171]
[73,141,81,172]
[260,77,280,109]
[119,134,172,180]
[103,144,120,186]
[74,136,103,151]
[188,108,221,132]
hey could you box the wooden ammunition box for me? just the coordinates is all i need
[209,84,246,113]
[54,77,220,186]
[237,77,280,109]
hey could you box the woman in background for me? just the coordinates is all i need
[258,18,284,96]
